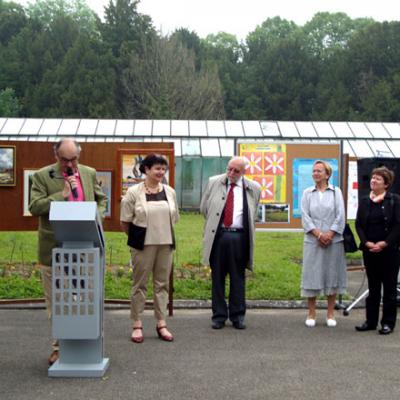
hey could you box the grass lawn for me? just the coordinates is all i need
[0,213,362,300]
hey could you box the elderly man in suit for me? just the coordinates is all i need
[29,138,107,365]
[200,157,261,329]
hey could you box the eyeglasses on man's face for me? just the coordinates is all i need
[58,154,79,164]
[226,167,241,174]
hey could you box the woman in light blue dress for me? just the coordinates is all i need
[301,160,347,328]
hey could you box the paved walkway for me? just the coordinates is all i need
[1,307,400,400]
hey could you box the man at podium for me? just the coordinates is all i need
[29,138,107,366]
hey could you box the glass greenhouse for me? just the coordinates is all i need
[1,118,399,209]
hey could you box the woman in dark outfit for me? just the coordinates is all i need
[355,166,400,335]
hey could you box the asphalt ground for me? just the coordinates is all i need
[2,268,400,400]
[1,306,400,400]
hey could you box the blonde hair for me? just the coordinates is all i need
[313,160,332,181]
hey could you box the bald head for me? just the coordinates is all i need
[54,138,81,155]
[54,138,81,172]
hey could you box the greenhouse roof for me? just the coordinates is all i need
[1,118,399,158]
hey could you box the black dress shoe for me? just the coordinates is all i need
[379,324,393,335]
[212,321,225,329]
[232,320,246,330]
[355,322,376,332]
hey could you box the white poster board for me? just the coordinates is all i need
[347,160,358,220]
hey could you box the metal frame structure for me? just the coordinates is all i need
[1,118,400,158]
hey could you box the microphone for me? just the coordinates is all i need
[66,167,78,199]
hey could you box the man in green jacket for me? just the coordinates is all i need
[29,138,107,366]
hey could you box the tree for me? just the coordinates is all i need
[245,17,299,64]
[100,0,156,115]
[243,18,318,120]
[343,21,400,119]
[0,87,20,116]
[101,0,154,57]
[303,12,373,60]
[201,32,243,119]
[0,1,27,45]
[122,36,225,119]
[28,35,117,117]
[359,74,400,121]
[0,13,82,110]
[170,28,203,70]
[26,0,98,34]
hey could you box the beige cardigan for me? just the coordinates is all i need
[120,182,180,228]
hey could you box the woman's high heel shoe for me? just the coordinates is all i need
[156,325,173,342]
[131,327,144,343]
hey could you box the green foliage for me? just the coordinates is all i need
[0,275,43,299]
[122,35,225,119]
[101,0,154,57]
[170,28,203,70]
[0,215,362,300]
[0,87,20,116]
[0,0,27,45]
[30,34,118,117]
[104,271,131,299]
[0,231,38,264]
[201,32,243,119]
[302,12,374,60]
[0,2,399,121]
[26,0,98,33]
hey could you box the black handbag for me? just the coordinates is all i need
[332,187,358,253]
[343,223,358,253]
[127,223,146,250]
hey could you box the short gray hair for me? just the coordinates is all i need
[229,156,248,169]
[53,138,81,155]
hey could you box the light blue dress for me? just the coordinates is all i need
[301,185,347,297]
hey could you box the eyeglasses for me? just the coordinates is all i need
[58,155,78,163]
[226,167,241,174]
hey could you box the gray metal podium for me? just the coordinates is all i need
[48,202,109,377]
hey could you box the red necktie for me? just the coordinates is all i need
[223,183,236,227]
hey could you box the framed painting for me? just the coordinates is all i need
[0,145,16,186]
[23,169,38,216]
[118,150,174,198]
[96,170,112,218]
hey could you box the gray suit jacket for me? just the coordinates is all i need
[200,174,261,270]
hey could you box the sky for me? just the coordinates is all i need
[0,149,13,169]
[14,0,400,41]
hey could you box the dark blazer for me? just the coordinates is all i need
[355,192,400,250]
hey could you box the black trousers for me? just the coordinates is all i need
[210,230,247,323]
[363,248,400,329]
